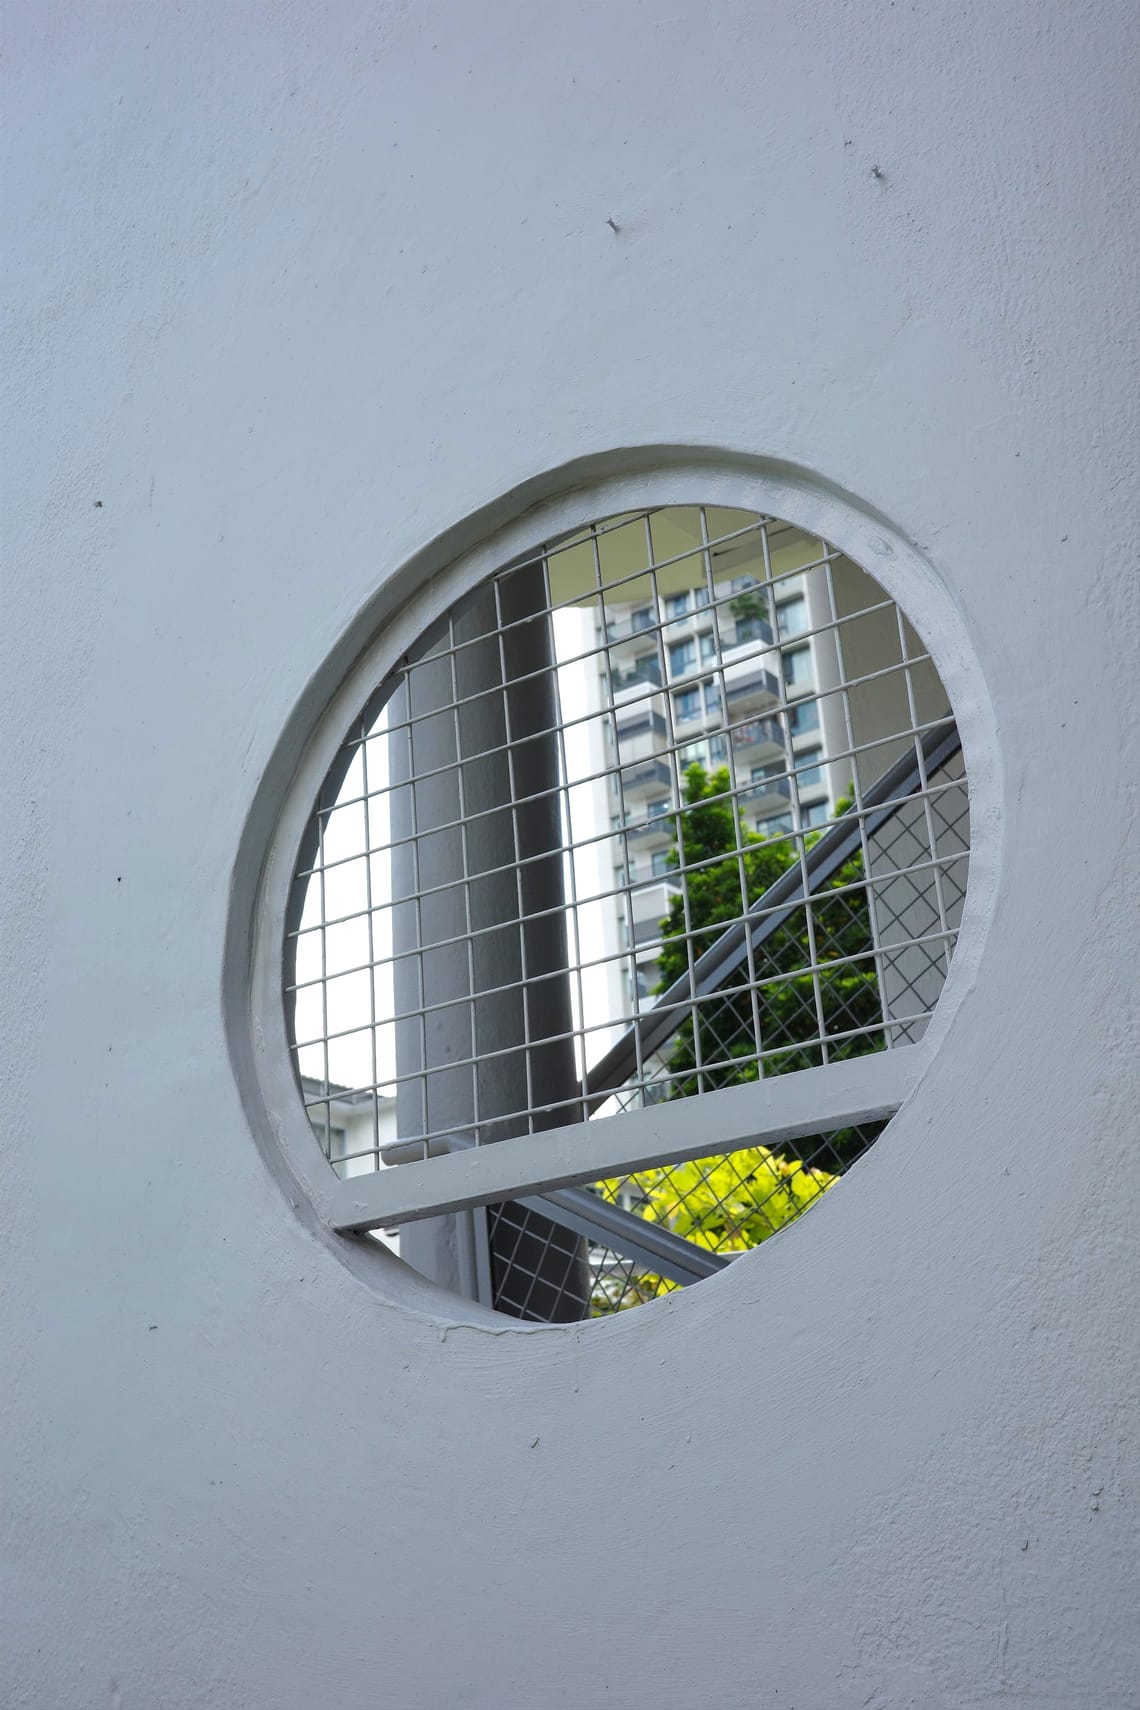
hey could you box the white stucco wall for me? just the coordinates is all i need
[3,5,1138,1706]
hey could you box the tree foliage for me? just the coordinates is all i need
[595,1144,837,1310]
[655,762,882,1098]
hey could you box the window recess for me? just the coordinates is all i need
[280,503,973,1320]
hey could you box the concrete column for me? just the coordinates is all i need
[390,563,591,1318]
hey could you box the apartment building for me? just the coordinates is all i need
[584,512,854,1030]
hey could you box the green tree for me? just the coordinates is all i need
[593,762,884,1311]
[656,762,882,1101]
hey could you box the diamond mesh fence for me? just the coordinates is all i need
[585,1123,883,1317]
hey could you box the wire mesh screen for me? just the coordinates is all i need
[285,505,971,1318]
[486,1203,595,1323]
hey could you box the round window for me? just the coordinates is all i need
[265,498,974,1321]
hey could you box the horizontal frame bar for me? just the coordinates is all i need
[328,1045,926,1231]
[376,1132,727,1285]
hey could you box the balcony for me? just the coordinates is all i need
[629,878,678,925]
[615,707,667,744]
[723,666,779,711]
[627,878,679,950]
[619,757,672,798]
[730,715,784,757]
[624,813,674,846]
[611,657,662,694]
[740,773,792,814]
[727,615,774,649]
[633,914,668,946]
[605,600,659,640]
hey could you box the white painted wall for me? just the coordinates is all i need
[4,4,1138,1706]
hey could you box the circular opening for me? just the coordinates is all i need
[282,502,972,1320]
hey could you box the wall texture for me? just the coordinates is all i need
[3,4,1138,1706]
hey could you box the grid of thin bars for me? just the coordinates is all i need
[486,1203,594,1323]
[286,505,970,1195]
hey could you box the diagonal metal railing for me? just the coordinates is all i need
[583,716,962,1107]
[430,1134,728,1287]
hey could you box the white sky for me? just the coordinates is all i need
[292,606,623,1097]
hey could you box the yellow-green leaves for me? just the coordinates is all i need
[594,1146,834,1309]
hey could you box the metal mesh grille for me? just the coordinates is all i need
[285,505,970,1317]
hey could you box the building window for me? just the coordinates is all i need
[788,698,819,735]
[802,800,830,828]
[703,681,721,715]
[647,797,671,819]
[777,596,808,639]
[674,686,701,722]
[699,631,717,664]
[782,645,812,686]
[795,747,823,788]
[709,734,728,762]
[665,592,689,619]
[631,606,654,632]
[669,639,696,675]
[651,849,673,877]
[694,586,711,609]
